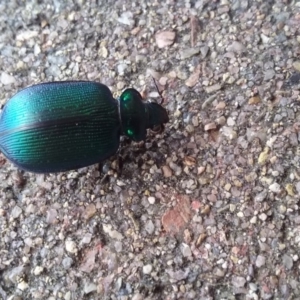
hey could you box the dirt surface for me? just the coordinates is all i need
[1,0,300,299]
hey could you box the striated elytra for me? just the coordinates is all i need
[0,81,169,173]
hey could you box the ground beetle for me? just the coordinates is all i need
[0,81,168,173]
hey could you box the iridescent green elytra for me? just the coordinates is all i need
[0,81,168,173]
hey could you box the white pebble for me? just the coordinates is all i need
[132,293,144,300]
[237,211,244,218]
[148,196,155,204]
[259,213,267,221]
[249,282,258,291]
[11,206,22,219]
[181,243,192,257]
[81,233,92,244]
[65,240,77,254]
[255,255,266,267]
[143,264,153,274]
[33,266,44,276]
[114,241,123,252]
[117,11,134,27]
[269,182,281,193]
[227,117,235,126]
[64,291,71,300]
[102,224,124,240]
[17,280,29,290]
[1,72,16,85]
[145,220,155,235]
[84,282,97,294]
[222,126,237,139]
[293,254,299,261]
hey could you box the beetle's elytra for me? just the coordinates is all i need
[0,81,169,173]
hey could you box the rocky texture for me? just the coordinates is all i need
[1,0,300,299]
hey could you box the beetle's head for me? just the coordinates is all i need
[118,88,169,142]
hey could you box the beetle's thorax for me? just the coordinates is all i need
[118,88,147,142]
[117,88,169,142]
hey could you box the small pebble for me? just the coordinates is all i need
[269,182,281,193]
[285,184,295,196]
[148,196,155,204]
[1,72,16,85]
[216,116,226,125]
[255,255,266,267]
[293,61,300,72]
[117,63,129,76]
[62,257,73,269]
[117,81,125,90]
[205,84,222,93]
[237,211,244,218]
[17,280,29,291]
[46,208,58,224]
[204,122,217,131]
[250,216,257,224]
[200,45,209,58]
[102,224,124,240]
[143,264,153,274]
[11,206,22,219]
[249,283,258,291]
[84,282,97,294]
[114,241,123,252]
[228,41,246,53]
[33,266,44,276]
[222,126,237,139]
[232,276,246,288]
[227,117,235,126]
[282,254,293,270]
[145,220,155,235]
[215,101,226,110]
[81,233,92,244]
[65,240,77,254]
[258,147,269,165]
[181,243,192,257]
[155,30,176,48]
[83,204,96,220]
[162,165,172,177]
[180,47,200,59]
[248,96,261,104]
[132,294,144,300]
[117,11,134,27]
[259,213,267,221]
[64,291,71,300]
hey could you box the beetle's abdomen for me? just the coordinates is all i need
[0,81,120,173]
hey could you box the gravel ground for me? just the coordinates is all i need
[1,0,300,299]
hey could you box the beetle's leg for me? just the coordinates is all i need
[150,124,165,134]
[152,77,165,105]
[116,155,123,176]
[100,173,110,184]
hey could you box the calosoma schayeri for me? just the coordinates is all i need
[0,81,168,173]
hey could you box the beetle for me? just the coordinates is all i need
[0,81,168,173]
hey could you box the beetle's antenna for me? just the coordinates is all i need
[152,77,164,105]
